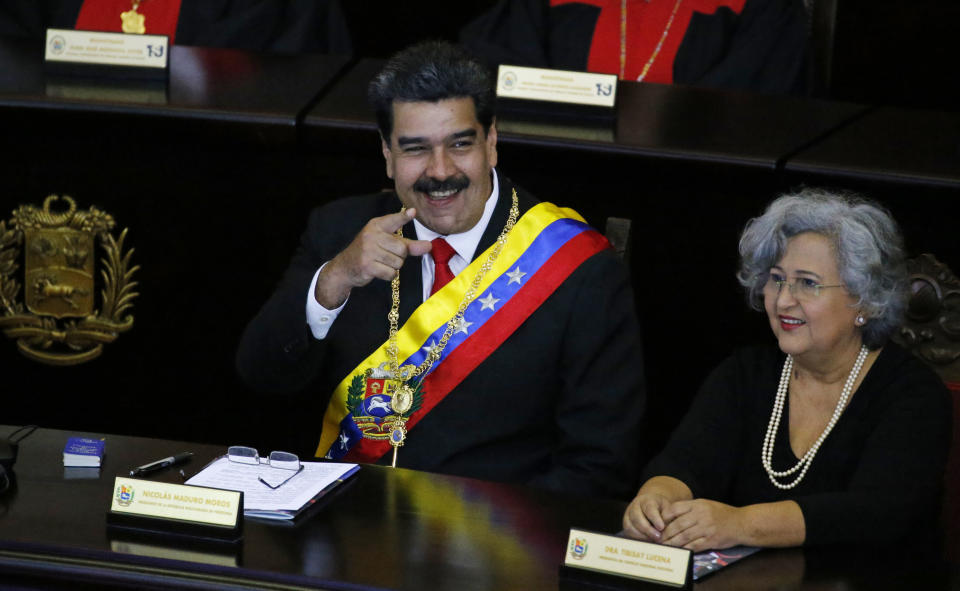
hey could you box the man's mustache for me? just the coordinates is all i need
[413,175,470,194]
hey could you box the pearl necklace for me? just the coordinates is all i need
[761,345,869,490]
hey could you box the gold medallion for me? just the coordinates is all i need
[389,422,407,447]
[121,2,146,34]
[388,383,413,466]
[391,384,414,415]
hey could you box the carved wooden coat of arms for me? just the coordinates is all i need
[0,195,138,365]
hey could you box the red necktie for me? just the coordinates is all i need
[430,238,456,295]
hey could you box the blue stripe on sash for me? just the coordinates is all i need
[401,218,590,371]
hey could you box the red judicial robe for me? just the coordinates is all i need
[461,0,807,94]
[0,0,352,55]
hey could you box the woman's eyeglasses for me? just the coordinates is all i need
[765,274,843,301]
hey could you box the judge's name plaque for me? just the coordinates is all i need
[562,528,692,589]
[496,64,617,108]
[45,28,169,79]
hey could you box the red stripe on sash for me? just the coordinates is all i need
[344,230,610,463]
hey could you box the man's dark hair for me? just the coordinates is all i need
[368,41,495,142]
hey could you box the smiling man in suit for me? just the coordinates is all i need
[237,41,645,499]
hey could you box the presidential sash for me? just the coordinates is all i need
[316,202,611,462]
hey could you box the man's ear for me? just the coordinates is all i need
[484,117,497,168]
[485,117,498,169]
[381,135,395,179]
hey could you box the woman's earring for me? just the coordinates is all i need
[855,314,866,326]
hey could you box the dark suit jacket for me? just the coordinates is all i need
[237,176,645,499]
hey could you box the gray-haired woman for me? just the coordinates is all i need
[623,189,951,550]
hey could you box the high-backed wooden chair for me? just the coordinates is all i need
[894,253,960,388]
[604,217,632,264]
[893,253,960,561]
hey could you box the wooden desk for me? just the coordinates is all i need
[303,59,869,171]
[0,426,625,590]
[1,426,957,590]
[0,37,350,148]
[785,107,960,189]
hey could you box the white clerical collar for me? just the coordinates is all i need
[413,168,500,263]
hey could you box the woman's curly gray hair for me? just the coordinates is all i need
[737,188,907,349]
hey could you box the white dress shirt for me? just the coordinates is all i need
[305,170,500,339]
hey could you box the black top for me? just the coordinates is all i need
[644,342,952,545]
[460,0,808,94]
[0,0,352,55]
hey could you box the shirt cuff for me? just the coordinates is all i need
[306,264,347,339]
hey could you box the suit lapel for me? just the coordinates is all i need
[476,176,514,256]
[400,216,424,325]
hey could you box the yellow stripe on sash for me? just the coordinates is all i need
[316,201,584,456]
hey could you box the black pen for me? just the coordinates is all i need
[129,452,193,477]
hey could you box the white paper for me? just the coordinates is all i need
[185,457,357,518]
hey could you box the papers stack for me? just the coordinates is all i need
[186,457,358,520]
[63,437,105,467]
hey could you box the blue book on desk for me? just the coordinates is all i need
[63,437,105,467]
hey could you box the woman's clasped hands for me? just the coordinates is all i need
[622,477,745,552]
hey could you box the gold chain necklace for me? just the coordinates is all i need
[384,188,519,465]
[121,0,147,34]
[620,0,684,81]
[387,188,519,380]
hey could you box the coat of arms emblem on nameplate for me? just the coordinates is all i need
[0,195,139,365]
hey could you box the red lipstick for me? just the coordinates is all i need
[779,315,805,331]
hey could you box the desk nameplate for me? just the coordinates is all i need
[562,528,692,589]
[496,65,617,108]
[45,29,169,78]
[107,477,242,541]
